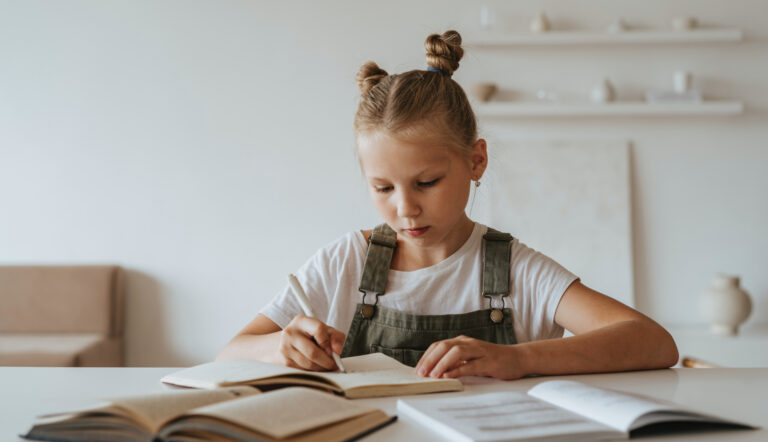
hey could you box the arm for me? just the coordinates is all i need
[415,281,679,379]
[217,313,346,371]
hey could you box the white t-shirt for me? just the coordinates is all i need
[259,223,578,343]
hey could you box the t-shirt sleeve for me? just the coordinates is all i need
[511,239,579,341]
[257,236,345,329]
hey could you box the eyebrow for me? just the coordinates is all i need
[368,165,447,182]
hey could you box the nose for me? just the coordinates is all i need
[396,189,421,219]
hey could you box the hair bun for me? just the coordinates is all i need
[356,61,389,96]
[425,30,464,76]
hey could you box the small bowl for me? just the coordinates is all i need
[470,82,498,102]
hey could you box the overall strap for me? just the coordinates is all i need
[358,223,397,296]
[482,228,514,297]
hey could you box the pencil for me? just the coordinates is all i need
[288,273,346,373]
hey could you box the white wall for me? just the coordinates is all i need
[1,0,766,366]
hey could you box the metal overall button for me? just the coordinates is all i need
[487,295,505,323]
[360,291,379,319]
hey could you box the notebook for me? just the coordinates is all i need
[161,352,463,399]
[397,380,756,441]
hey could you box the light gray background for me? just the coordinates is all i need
[1,0,766,365]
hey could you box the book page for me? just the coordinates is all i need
[31,387,258,434]
[161,359,315,389]
[112,386,259,432]
[339,353,409,372]
[528,380,677,432]
[177,387,379,439]
[398,391,618,441]
[323,353,462,392]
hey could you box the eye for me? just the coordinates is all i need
[418,178,440,188]
[374,185,393,193]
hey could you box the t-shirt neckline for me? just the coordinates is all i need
[354,222,486,280]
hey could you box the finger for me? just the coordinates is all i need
[415,340,455,377]
[312,325,345,355]
[443,359,483,378]
[415,335,474,374]
[429,345,476,378]
[329,328,346,354]
[286,345,327,371]
[292,332,336,370]
[292,316,340,355]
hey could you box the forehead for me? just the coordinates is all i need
[357,131,456,177]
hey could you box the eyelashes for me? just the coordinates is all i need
[374,178,441,193]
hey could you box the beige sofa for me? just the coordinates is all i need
[0,266,125,366]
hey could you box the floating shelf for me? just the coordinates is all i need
[475,101,744,117]
[470,29,743,47]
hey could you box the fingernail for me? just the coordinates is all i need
[418,368,426,376]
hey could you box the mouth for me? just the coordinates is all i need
[403,226,430,237]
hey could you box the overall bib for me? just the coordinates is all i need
[340,223,518,367]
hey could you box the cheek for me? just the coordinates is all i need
[369,192,392,214]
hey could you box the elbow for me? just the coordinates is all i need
[651,322,679,368]
[663,330,680,368]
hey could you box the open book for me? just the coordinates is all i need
[397,380,756,441]
[23,386,395,442]
[161,352,463,399]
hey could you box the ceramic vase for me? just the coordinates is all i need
[699,274,752,336]
[590,78,616,103]
[530,12,550,33]
[606,18,628,33]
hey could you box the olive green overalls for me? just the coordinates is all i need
[340,223,518,367]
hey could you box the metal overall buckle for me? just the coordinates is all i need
[359,290,380,319]
[484,294,506,324]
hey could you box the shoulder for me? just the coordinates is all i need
[311,230,368,264]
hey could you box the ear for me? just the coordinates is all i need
[469,138,488,180]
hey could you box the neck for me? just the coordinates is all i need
[391,216,475,271]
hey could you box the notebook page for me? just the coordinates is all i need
[161,359,312,388]
[528,380,675,432]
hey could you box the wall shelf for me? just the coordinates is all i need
[475,101,744,117]
[469,29,743,47]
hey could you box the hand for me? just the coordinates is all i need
[277,315,346,371]
[414,335,526,380]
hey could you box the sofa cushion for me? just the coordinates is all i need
[0,266,124,335]
[0,333,123,366]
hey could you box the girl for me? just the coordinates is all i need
[218,30,678,380]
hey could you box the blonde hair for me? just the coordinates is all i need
[354,30,477,158]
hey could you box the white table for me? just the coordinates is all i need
[1,367,765,441]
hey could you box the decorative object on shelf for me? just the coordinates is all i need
[606,18,628,33]
[645,70,701,103]
[671,16,698,31]
[479,5,492,30]
[673,70,693,94]
[699,274,752,336]
[589,78,616,103]
[530,12,551,33]
[536,89,560,102]
[469,82,498,102]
